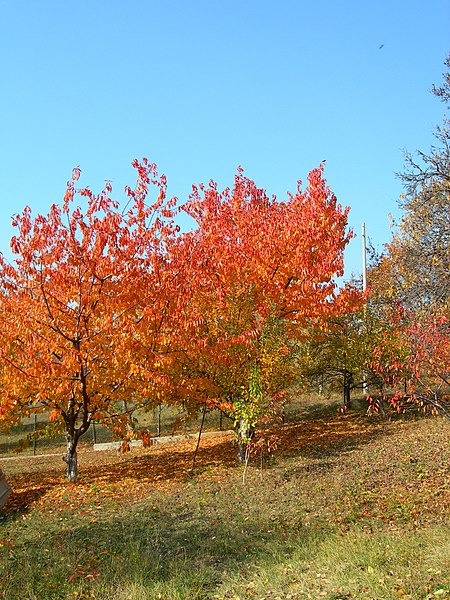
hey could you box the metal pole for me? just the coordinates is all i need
[362,223,368,293]
[362,223,368,396]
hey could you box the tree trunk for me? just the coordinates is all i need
[190,403,207,473]
[343,371,353,410]
[235,418,254,463]
[63,437,78,482]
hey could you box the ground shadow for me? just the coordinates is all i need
[1,490,321,599]
[259,409,393,463]
[1,435,236,515]
[2,409,396,516]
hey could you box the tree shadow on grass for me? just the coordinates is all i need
[1,435,237,516]
[262,410,393,462]
[1,469,62,520]
[0,490,322,600]
[2,412,394,518]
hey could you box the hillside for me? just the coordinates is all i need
[1,407,449,599]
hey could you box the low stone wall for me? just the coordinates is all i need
[93,430,234,452]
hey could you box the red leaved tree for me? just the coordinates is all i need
[0,159,179,481]
[171,165,362,459]
[368,251,450,418]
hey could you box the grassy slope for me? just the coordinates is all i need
[0,406,449,600]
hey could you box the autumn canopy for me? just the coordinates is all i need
[0,160,361,480]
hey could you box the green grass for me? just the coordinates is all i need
[1,402,449,599]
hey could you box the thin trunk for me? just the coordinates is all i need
[235,417,254,463]
[319,373,324,396]
[379,396,386,418]
[62,410,90,483]
[62,346,91,482]
[64,435,78,482]
[190,403,207,473]
[343,371,353,410]
[242,443,251,485]
[362,371,368,396]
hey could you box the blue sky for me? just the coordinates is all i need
[0,0,449,278]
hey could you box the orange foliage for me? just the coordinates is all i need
[171,164,363,429]
[0,159,180,480]
[0,159,363,477]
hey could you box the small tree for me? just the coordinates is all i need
[302,307,373,410]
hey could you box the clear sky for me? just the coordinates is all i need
[0,0,449,278]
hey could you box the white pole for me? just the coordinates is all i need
[362,223,368,396]
[362,222,367,293]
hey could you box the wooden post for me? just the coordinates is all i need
[33,414,37,456]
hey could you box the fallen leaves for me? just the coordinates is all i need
[1,413,449,528]
[1,432,235,515]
